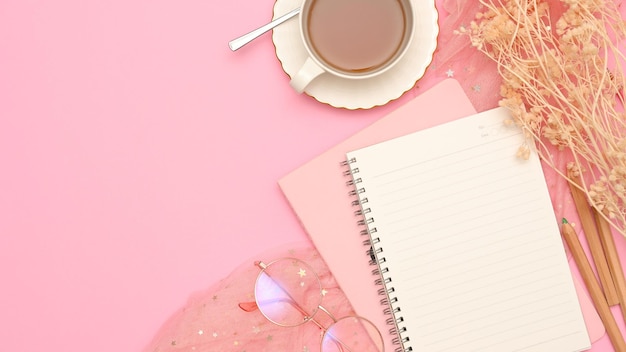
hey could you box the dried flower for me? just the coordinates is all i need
[464,0,626,236]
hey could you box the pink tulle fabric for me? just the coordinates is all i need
[432,0,502,112]
[142,244,358,352]
[143,1,594,351]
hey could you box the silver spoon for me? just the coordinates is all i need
[228,7,301,51]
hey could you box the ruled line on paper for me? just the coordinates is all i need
[384,195,544,236]
[509,331,588,352]
[390,208,543,252]
[398,241,556,287]
[423,303,576,346]
[373,151,524,205]
[379,177,540,221]
[435,318,582,352]
[410,271,567,315]
[409,268,569,319]
[371,133,522,180]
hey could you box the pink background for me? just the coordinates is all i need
[0,0,622,351]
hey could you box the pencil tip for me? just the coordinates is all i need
[562,218,569,224]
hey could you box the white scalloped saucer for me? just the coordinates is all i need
[271,0,439,110]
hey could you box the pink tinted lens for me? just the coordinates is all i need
[322,316,384,352]
[254,258,322,326]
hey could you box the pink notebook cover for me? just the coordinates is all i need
[278,79,603,351]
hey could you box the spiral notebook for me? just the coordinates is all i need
[343,107,589,351]
[279,80,601,352]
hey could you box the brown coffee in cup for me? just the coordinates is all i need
[289,0,413,93]
[304,0,410,75]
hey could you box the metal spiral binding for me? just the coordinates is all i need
[341,157,411,352]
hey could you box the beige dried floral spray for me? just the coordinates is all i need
[461,0,626,236]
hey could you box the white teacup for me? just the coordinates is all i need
[290,0,414,93]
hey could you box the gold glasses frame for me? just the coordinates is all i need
[238,257,385,352]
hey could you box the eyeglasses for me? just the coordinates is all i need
[238,257,384,352]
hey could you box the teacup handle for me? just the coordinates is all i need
[290,57,326,93]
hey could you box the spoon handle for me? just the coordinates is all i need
[228,7,301,51]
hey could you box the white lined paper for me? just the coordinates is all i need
[346,108,590,352]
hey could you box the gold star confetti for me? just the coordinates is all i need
[298,268,306,277]
[267,335,273,341]
[252,326,261,334]
[321,289,328,296]
[234,340,239,346]
[198,330,204,335]
[212,295,218,301]
[171,340,176,346]
[446,69,454,77]
[213,332,218,338]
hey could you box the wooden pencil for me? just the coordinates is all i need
[561,219,626,352]
[568,172,619,305]
[594,207,626,325]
